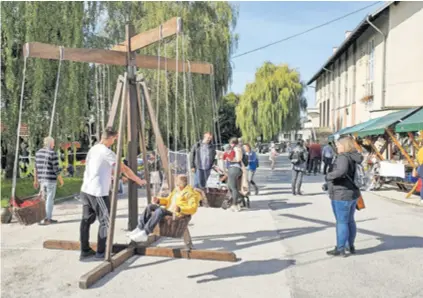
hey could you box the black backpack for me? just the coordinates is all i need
[289,149,304,165]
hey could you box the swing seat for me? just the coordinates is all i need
[153,215,191,238]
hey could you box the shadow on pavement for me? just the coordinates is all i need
[247,199,312,211]
[281,213,423,255]
[187,259,295,283]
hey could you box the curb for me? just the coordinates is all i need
[370,191,423,207]
[54,193,80,204]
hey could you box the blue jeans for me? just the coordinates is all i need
[331,199,357,251]
[41,181,57,220]
[194,169,211,189]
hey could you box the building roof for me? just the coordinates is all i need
[307,2,394,85]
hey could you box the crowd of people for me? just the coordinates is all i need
[31,127,422,261]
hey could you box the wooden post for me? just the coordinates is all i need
[386,129,416,167]
[105,73,128,262]
[136,82,152,204]
[367,137,385,161]
[138,77,174,190]
[126,23,140,231]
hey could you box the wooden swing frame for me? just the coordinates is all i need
[23,18,237,289]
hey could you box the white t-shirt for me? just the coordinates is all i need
[81,144,117,197]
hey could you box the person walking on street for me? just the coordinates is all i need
[308,141,322,175]
[190,132,216,189]
[227,138,244,211]
[326,136,363,257]
[269,143,278,170]
[322,142,335,174]
[79,127,146,260]
[289,140,308,195]
[244,143,259,195]
[34,137,64,225]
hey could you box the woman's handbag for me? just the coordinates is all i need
[356,194,366,210]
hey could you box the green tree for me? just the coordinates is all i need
[219,92,241,144]
[236,62,307,143]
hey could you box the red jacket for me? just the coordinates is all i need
[309,143,322,159]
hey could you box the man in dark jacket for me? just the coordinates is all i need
[190,132,216,189]
[289,140,308,195]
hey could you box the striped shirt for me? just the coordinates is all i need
[35,148,61,182]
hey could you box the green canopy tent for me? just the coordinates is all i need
[356,107,422,138]
[328,126,353,142]
[339,116,383,137]
[395,108,423,133]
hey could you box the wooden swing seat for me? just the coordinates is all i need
[153,215,191,238]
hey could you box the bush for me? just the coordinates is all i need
[1,177,83,208]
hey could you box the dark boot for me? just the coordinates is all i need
[80,248,96,260]
[326,247,347,257]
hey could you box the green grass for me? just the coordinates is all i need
[1,177,83,208]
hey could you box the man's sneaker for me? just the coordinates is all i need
[80,248,96,260]
[326,247,347,258]
[254,187,259,195]
[94,252,105,260]
[126,227,142,238]
[129,229,148,243]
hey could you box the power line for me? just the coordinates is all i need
[232,1,381,59]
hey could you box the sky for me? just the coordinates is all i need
[229,1,382,108]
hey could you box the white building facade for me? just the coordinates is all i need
[308,1,423,132]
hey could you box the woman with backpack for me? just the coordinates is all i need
[244,143,259,195]
[325,136,363,257]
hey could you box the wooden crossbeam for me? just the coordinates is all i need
[137,247,237,262]
[112,17,181,52]
[386,129,416,167]
[23,42,213,74]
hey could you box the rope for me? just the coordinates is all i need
[210,69,222,147]
[182,35,188,150]
[187,62,200,142]
[174,32,179,156]
[209,73,217,142]
[11,44,29,199]
[48,46,64,137]
[154,25,162,173]
[164,36,171,189]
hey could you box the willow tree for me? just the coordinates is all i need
[101,1,238,150]
[236,62,307,143]
[219,92,241,144]
[1,1,101,177]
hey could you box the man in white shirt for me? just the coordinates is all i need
[79,127,146,260]
[322,142,335,175]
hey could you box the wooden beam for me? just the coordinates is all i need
[43,235,160,252]
[408,132,420,150]
[79,247,135,289]
[112,17,181,52]
[23,42,212,74]
[106,76,124,128]
[138,78,174,189]
[136,247,238,262]
[386,129,416,167]
[367,138,385,161]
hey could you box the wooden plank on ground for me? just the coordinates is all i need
[79,247,135,289]
[136,247,238,262]
[112,17,180,52]
[23,42,212,74]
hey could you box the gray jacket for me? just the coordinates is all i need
[326,151,363,201]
